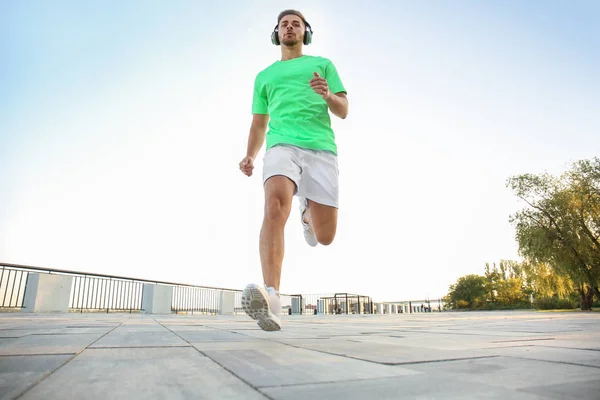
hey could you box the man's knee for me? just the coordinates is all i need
[263,175,295,224]
[307,201,338,246]
[264,195,291,224]
[315,229,336,246]
[313,223,336,246]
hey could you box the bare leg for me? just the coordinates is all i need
[260,175,296,291]
[305,200,338,245]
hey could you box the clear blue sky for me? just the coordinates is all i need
[1,0,599,301]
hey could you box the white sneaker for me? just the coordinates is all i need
[242,283,282,331]
[299,197,318,247]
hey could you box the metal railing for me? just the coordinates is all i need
[171,285,244,315]
[0,262,248,314]
[0,262,375,316]
[280,292,374,315]
[0,266,28,309]
[70,275,144,313]
[378,298,445,313]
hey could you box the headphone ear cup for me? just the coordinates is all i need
[304,27,312,45]
[271,26,280,45]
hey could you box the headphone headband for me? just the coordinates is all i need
[271,19,313,46]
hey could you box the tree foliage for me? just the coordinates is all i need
[520,261,574,298]
[444,260,577,311]
[444,274,487,309]
[507,158,600,309]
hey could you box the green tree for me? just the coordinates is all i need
[445,274,487,309]
[507,158,600,310]
[484,262,502,303]
[520,260,575,299]
[484,260,531,307]
[496,277,528,306]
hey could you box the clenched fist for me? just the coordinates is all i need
[309,72,330,99]
[239,156,254,177]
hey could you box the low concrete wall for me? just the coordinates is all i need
[21,273,73,313]
[219,291,235,315]
[141,284,173,314]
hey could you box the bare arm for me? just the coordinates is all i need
[246,114,269,159]
[325,92,349,120]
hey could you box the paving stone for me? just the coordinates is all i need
[0,327,114,338]
[0,355,72,400]
[110,324,170,333]
[260,374,547,400]
[201,344,421,387]
[520,378,600,399]
[89,331,188,348]
[0,333,105,355]
[406,356,600,393]
[271,336,502,364]
[18,347,266,400]
[494,345,600,368]
[228,328,317,340]
[191,340,287,352]
[0,310,599,399]
[261,355,600,400]
[170,328,260,342]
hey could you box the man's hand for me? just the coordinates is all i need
[310,72,331,100]
[239,156,255,177]
[310,71,349,119]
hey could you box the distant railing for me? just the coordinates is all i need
[0,262,375,315]
[171,285,244,315]
[0,263,245,314]
[70,275,144,313]
[281,292,374,315]
[0,266,28,309]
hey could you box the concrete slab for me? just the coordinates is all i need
[0,355,72,400]
[262,355,600,399]
[201,345,421,387]
[0,333,105,355]
[0,310,598,400]
[89,331,188,348]
[494,345,600,368]
[0,327,114,338]
[109,324,170,333]
[272,336,502,365]
[17,347,266,400]
[406,356,600,390]
[170,328,260,342]
[261,374,547,400]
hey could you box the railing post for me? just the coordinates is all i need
[141,283,173,314]
[218,291,235,315]
[21,273,72,313]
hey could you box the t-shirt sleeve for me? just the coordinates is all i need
[325,59,347,95]
[251,74,269,114]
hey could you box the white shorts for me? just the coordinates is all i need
[262,144,339,208]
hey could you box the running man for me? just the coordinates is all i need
[239,10,348,331]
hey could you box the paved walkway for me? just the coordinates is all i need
[1,310,599,399]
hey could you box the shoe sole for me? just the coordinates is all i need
[242,284,281,332]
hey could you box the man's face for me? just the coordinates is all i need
[278,14,304,46]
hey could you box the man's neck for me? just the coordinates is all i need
[281,45,304,61]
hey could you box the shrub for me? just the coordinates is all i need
[534,296,576,310]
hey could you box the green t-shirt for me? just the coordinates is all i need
[252,55,346,155]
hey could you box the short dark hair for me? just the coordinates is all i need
[277,9,308,26]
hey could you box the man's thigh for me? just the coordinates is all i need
[297,149,339,209]
[299,149,339,235]
[262,145,302,194]
[308,200,338,233]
